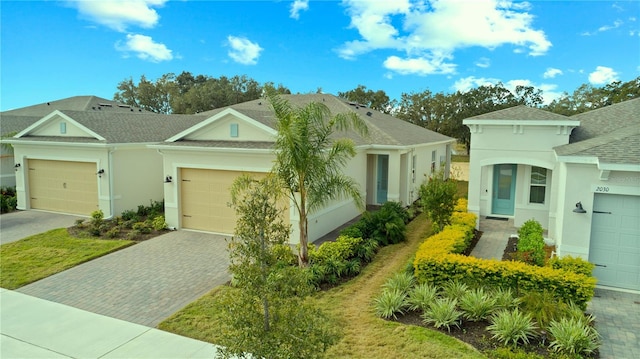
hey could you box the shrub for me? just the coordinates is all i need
[492,287,521,311]
[419,167,458,232]
[127,229,140,240]
[487,309,538,347]
[421,298,462,332]
[519,290,567,329]
[121,209,139,222]
[383,272,415,295]
[74,218,86,228]
[0,186,17,213]
[90,210,104,230]
[374,289,407,319]
[151,215,167,231]
[354,239,378,263]
[516,219,545,266]
[548,255,594,277]
[147,200,164,217]
[106,227,120,239]
[308,235,364,285]
[485,347,545,359]
[459,287,497,322]
[442,279,469,300]
[453,198,468,212]
[367,202,407,245]
[548,317,599,355]
[132,222,151,234]
[407,282,439,312]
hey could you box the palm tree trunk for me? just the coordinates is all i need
[298,193,309,267]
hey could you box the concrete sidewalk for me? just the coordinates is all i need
[1,289,224,358]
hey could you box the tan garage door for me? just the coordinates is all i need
[180,168,288,234]
[28,159,99,215]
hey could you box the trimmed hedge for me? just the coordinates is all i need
[413,203,596,309]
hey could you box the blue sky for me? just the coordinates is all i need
[1,0,639,111]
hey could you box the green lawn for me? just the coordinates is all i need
[160,211,483,358]
[0,228,134,289]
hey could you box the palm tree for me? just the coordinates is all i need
[269,94,368,266]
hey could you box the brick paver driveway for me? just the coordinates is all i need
[17,230,230,327]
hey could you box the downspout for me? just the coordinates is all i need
[108,147,115,219]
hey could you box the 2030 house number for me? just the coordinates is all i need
[595,186,610,192]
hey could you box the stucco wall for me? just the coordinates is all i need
[111,147,164,216]
[1,147,16,187]
[555,163,640,259]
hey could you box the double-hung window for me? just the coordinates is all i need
[529,166,547,204]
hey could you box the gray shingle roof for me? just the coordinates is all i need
[0,115,41,136]
[14,111,208,144]
[555,98,640,165]
[465,105,571,121]
[1,96,150,117]
[199,94,453,147]
[569,97,640,142]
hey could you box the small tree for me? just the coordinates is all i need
[218,174,339,358]
[419,167,457,232]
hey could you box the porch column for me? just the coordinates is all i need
[387,152,401,202]
[467,159,481,229]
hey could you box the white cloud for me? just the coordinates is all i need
[290,0,309,20]
[598,19,623,32]
[383,55,456,76]
[475,57,491,68]
[543,68,563,79]
[337,0,550,76]
[453,76,500,93]
[588,66,619,85]
[116,34,173,62]
[227,36,263,65]
[68,0,167,32]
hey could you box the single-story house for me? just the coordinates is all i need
[464,98,639,291]
[2,94,455,244]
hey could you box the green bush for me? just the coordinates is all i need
[419,168,458,232]
[516,219,545,266]
[485,347,545,359]
[442,279,469,300]
[406,282,439,312]
[308,235,365,285]
[519,290,568,329]
[548,255,594,277]
[421,298,462,332]
[132,222,151,234]
[487,309,538,347]
[548,317,600,356]
[492,287,521,311]
[374,289,407,319]
[367,202,407,245]
[459,287,497,322]
[0,186,17,213]
[383,272,415,295]
[121,209,139,222]
[151,215,167,231]
[106,227,120,239]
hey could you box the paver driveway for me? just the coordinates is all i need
[17,230,231,327]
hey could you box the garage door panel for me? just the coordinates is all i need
[589,193,640,291]
[28,160,99,215]
[180,168,288,234]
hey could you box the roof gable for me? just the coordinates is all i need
[16,111,105,141]
[166,108,276,142]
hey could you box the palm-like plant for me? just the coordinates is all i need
[269,93,368,266]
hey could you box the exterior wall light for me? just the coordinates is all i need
[164,176,173,183]
[14,163,21,171]
[573,202,586,213]
[97,169,105,178]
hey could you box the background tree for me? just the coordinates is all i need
[338,85,393,113]
[545,76,640,115]
[269,93,368,266]
[218,174,339,358]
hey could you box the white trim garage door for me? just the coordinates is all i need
[28,159,99,215]
[181,168,286,234]
[589,193,640,291]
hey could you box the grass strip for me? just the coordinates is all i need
[0,228,134,289]
[160,212,483,358]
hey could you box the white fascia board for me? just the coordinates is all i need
[463,119,580,127]
[598,162,640,172]
[4,139,110,148]
[556,155,599,164]
[166,108,276,142]
[147,143,273,154]
[15,110,106,141]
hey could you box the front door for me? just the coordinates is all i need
[492,164,517,215]
[377,155,389,204]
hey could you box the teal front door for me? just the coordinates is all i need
[377,155,389,203]
[492,164,517,215]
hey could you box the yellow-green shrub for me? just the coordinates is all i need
[454,198,468,212]
[548,255,594,277]
[414,209,595,309]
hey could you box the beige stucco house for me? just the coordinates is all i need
[2,94,455,245]
[464,98,639,291]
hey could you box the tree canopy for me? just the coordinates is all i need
[338,85,393,114]
[114,72,290,114]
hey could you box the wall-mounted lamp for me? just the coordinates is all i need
[14,163,21,171]
[164,175,173,183]
[573,202,586,213]
[97,169,105,178]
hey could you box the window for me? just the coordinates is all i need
[230,123,239,137]
[431,150,436,173]
[529,166,547,204]
[411,155,416,183]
